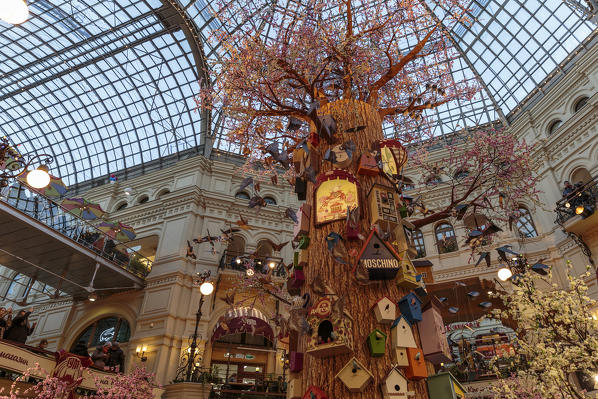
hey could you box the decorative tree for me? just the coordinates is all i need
[406,128,541,230]
[199,0,485,397]
[491,263,598,399]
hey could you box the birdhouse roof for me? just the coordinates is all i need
[399,292,422,305]
[354,230,402,270]
[427,372,467,394]
[383,367,408,383]
[371,296,394,309]
[391,315,411,329]
[335,357,374,380]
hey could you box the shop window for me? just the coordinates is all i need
[72,317,131,350]
[435,223,458,254]
[515,207,538,238]
[412,229,426,259]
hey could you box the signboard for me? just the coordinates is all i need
[355,231,402,280]
[315,171,359,225]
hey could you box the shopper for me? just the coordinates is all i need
[91,345,108,369]
[107,341,125,372]
[4,308,36,344]
[37,339,49,350]
[71,340,90,357]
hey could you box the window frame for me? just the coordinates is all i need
[435,223,458,254]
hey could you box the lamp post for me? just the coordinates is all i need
[176,270,214,382]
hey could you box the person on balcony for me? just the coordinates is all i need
[4,308,36,344]
[71,340,90,357]
[92,345,109,369]
[562,181,574,198]
[0,307,10,338]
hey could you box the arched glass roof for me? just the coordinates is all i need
[0,0,596,186]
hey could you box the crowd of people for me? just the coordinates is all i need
[72,340,125,372]
[0,307,36,343]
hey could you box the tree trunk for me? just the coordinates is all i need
[294,99,430,398]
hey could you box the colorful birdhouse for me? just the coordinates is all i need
[372,296,396,324]
[367,329,387,357]
[418,300,452,365]
[367,184,400,230]
[293,204,311,240]
[381,368,409,398]
[303,386,328,399]
[357,152,379,176]
[405,347,428,380]
[390,316,417,348]
[306,297,354,358]
[295,177,307,201]
[335,357,374,392]
[289,351,304,372]
[293,250,308,269]
[354,230,402,280]
[396,253,419,289]
[324,142,353,168]
[391,347,410,367]
[398,293,422,323]
[288,270,305,291]
[426,372,467,399]
[298,235,310,249]
[288,378,302,399]
[314,170,360,225]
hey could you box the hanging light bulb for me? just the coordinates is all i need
[0,0,29,25]
[26,165,50,189]
[199,281,214,296]
[497,267,512,281]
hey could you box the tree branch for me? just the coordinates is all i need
[378,98,450,118]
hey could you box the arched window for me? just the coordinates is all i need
[574,97,589,113]
[115,202,127,211]
[571,168,592,186]
[255,239,273,257]
[235,191,250,200]
[137,195,149,204]
[516,207,538,238]
[454,169,469,181]
[412,229,426,259]
[72,317,131,351]
[155,189,170,199]
[263,196,277,205]
[226,235,246,267]
[435,223,458,254]
[547,120,562,135]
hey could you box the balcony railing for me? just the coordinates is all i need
[555,176,598,225]
[219,250,287,278]
[1,184,152,278]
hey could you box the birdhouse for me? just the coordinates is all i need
[381,368,409,398]
[288,270,305,290]
[288,379,302,399]
[314,170,360,225]
[289,351,304,372]
[391,347,410,367]
[357,152,379,176]
[372,296,396,324]
[295,177,307,201]
[298,235,310,249]
[398,293,422,324]
[396,253,419,289]
[427,372,467,399]
[367,184,400,230]
[405,347,427,380]
[302,386,328,399]
[378,139,408,177]
[293,204,311,240]
[306,297,354,358]
[354,230,402,280]
[418,300,452,365]
[414,274,428,298]
[293,146,306,174]
[293,250,308,269]
[367,329,387,357]
[390,316,417,348]
[335,357,374,392]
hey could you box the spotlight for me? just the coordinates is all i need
[88,292,98,302]
[575,205,595,219]
[268,261,276,269]
[497,267,512,281]
[235,258,242,265]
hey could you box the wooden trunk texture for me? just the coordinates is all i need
[292,99,431,398]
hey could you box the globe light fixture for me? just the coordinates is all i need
[576,205,585,215]
[0,0,29,25]
[26,165,50,189]
[246,268,255,277]
[497,267,513,281]
[268,261,276,269]
[199,281,214,296]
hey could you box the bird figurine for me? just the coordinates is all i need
[345,206,360,240]
[352,359,360,373]
[239,176,254,191]
[310,274,330,297]
[318,114,337,143]
[235,214,251,230]
[264,238,289,252]
[475,251,491,267]
[496,245,520,262]
[249,195,267,211]
[326,232,350,264]
[287,116,303,131]
[285,207,298,223]
[185,240,196,259]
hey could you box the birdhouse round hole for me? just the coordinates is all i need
[394,385,401,391]
[374,243,380,248]
[352,368,357,374]
[318,320,334,343]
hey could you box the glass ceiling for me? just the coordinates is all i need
[0,0,596,186]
